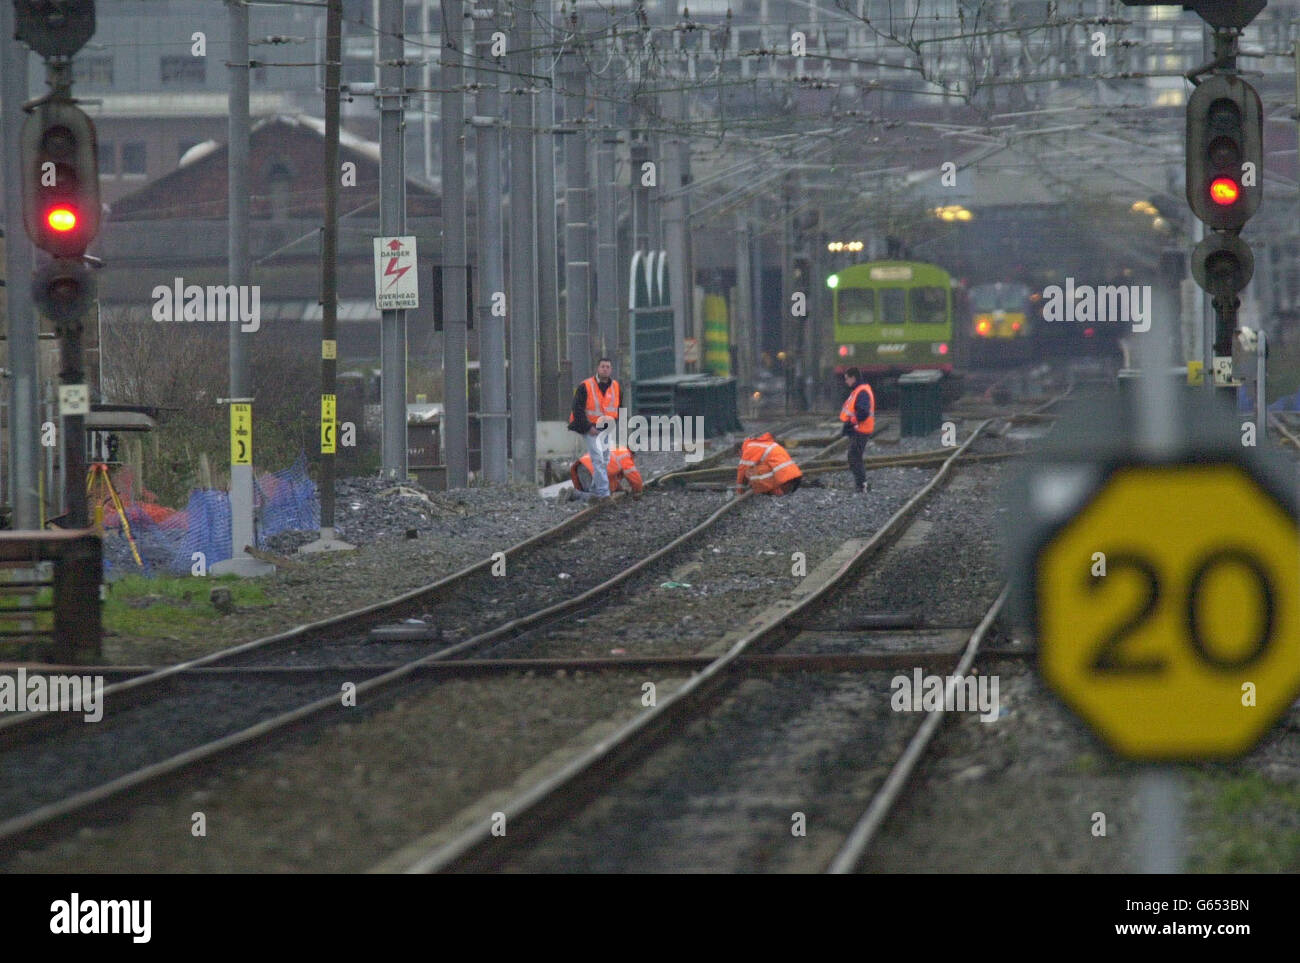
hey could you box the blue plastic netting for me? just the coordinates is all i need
[101,452,320,577]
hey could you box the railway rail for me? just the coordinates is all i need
[380,417,1020,872]
[0,415,853,851]
[0,395,1057,863]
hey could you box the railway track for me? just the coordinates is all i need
[0,397,1055,865]
[375,417,1020,872]
[0,415,856,852]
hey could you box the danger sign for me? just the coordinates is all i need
[373,236,419,310]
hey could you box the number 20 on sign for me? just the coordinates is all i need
[1034,462,1300,760]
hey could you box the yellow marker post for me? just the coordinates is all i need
[321,394,337,454]
[230,403,252,466]
[1187,360,1204,385]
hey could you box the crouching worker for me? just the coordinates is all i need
[736,432,802,495]
[569,446,644,501]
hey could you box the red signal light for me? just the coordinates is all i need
[938,342,949,355]
[1209,177,1240,206]
[46,206,78,233]
[838,345,849,357]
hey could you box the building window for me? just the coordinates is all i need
[98,142,115,176]
[73,55,113,87]
[160,55,206,85]
[121,142,147,176]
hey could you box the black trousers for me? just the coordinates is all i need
[847,433,870,489]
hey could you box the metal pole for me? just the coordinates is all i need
[631,137,650,255]
[1257,330,1266,447]
[302,0,352,553]
[562,58,591,375]
[379,0,409,479]
[679,89,696,353]
[214,0,270,575]
[735,211,753,400]
[595,95,618,362]
[535,24,562,420]
[43,387,54,520]
[442,0,470,487]
[661,92,687,373]
[423,0,434,184]
[59,326,87,528]
[508,0,537,481]
[475,6,509,483]
[1,4,39,530]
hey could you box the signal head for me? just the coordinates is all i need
[1186,76,1262,230]
[20,102,100,258]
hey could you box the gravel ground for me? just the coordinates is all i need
[502,671,921,872]
[1,672,667,873]
[793,463,1010,634]
[0,424,971,869]
[0,674,367,823]
[858,657,1142,873]
[103,482,584,666]
[1,415,1074,873]
[100,433,747,667]
[479,466,937,660]
[230,488,727,667]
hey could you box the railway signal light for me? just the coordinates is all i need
[31,257,94,328]
[1119,2,1266,30]
[1186,74,1262,230]
[1191,232,1254,301]
[20,100,100,259]
[14,0,96,59]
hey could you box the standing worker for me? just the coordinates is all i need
[568,358,621,499]
[736,432,802,495]
[840,367,876,493]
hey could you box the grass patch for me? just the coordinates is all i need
[104,573,271,643]
[1189,770,1300,872]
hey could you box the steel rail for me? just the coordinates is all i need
[0,424,763,750]
[0,648,1034,680]
[0,440,792,847]
[393,418,997,873]
[826,586,1010,874]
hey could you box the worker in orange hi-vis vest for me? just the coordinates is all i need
[568,447,644,501]
[840,367,876,493]
[736,432,803,496]
[567,357,621,498]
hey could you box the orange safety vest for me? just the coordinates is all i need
[572,446,644,494]
[736,433,802,495]
[840,383,876,435]
[569,377,621,426]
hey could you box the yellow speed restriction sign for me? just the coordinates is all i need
[1035,461,1300,761]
